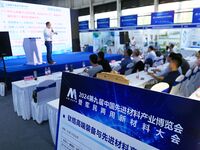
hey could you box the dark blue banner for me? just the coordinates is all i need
[151,11,174,25]
[97,18,110,29]
[57,72,200,150]
[120,15,138,27]
[79,21,89,30]
[193,8,200,23]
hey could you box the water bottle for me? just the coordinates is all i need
[69,64,73,72]
[82,61,85,68]
[48,67,51,74]
[33,71,37,80]
[65,64,69,72]
[144,64,147,72]
[45,67,48,75]
[136,69,140,79]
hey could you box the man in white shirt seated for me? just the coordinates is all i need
[145,46,156,66]
[44,22,57,65]
[85,54,103,77]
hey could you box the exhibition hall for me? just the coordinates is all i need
[0,0,200,150]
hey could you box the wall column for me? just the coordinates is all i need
[117,0,121,27]
[89,0,95,29]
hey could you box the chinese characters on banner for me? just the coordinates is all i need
[56,72,200,150]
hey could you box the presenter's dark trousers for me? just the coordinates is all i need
[45,41,53,63]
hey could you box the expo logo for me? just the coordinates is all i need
[66,88,77,102]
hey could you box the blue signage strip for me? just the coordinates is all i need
[151,11,174,25]
[193,8,200,23]
[120,15,138,27]
[56,72,200,150]
[97,18,110,29]
[79,21,89,30]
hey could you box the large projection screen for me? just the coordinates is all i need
[0,1,72,56]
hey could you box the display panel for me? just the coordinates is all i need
[0,1,72,56]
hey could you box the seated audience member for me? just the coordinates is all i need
[145,46,156,66]
[177,53,190,75]
[97,51,112,72]
[195,50,200,66]
[132,49,141,65]
[164,43,175,62]
[154,51,164,66]
[148,53,182,90]
[120,49,133,74]
[85,54,103,77]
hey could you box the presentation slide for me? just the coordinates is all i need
[0,1,72,56]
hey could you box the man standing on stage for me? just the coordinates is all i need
[44,22,57,65]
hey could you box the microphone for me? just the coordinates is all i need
[51,28,58,35]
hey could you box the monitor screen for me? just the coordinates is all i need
[0,32,12,57]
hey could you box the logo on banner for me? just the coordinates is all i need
[66,88,77,102]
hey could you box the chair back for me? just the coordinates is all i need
[97,72,129,85]
[145,58,153,67]
[170,75,185,95]
[125,63,134,75]
[132,61,144,73]
[33,80,57,103]
[151,82,169,93]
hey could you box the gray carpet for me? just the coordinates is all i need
[0,91,54,150]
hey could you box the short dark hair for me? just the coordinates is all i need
[89,54,98,64]
[126,49,133,57]
[176,53,183,59]
[198,50,200,54]
[155,51,162,57]
[148,46,154,51]
[170,53,182,67]
[46,22,50,26]
[170,43,175,48]
[98,51,105,60]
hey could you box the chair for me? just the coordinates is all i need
[132,61,145,73]
[188,66,199,95]
[179,69,192,97]
[31,80,57,124]
[112,65,121,72]
[170,75,185,96]
[151,82,169,93]
[145,58,153,67]
[124,63,134,75]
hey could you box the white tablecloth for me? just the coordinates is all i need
[12,72,62,120]
[189,88,200,101]
[126,71,154,88]
[47,99,59,145]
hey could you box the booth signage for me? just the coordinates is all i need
[97,18,110,29]
[151,11,174,25]
[79,21,89,30]
[56,72,200,150]
[120,15,138,27]
[193,8,200,23]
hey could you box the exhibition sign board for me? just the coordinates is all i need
[151,11,174,25]
[120,15,138,27]
[56,72,200,150]
[97,18,110,29]
[79,21,89,30]
[193,8,200,23]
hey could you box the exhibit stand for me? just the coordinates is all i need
[23,37,43,65]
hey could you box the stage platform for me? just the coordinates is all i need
[0,52,122,84]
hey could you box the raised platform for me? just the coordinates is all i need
[0,52,122,84]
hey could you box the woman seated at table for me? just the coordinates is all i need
[119,49,133,74]
[97,51,112,72]
[132,49,141,65]
[148,53,182,91]
[84,54,103,77]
